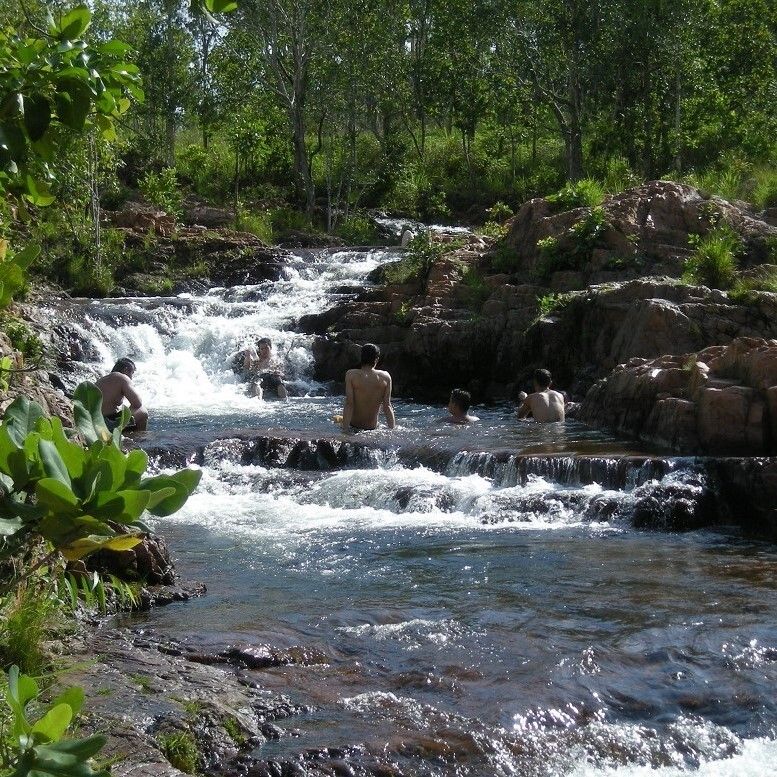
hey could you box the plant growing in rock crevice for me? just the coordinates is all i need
[682,225,742,290]
[533,207,608,284]
[156,731,200,774]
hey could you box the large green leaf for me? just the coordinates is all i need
[23,175,55,207]
[35,478,81,517]
[0,424,21,473]
[4,395,46,447]
[11,735,109,777]
[57,6,92,41]
[54,82,91,132]
[87,489,150,523]
[38,439,72,486]
[50,687,84,718]
[11,243,41,270]
[140,469,202,516]
[30,703,73,743]
[48,417,86,481]
[72,383,111,445]
[122,448,148,488]
[23,94,51,142]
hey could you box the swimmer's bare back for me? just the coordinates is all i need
[343,367,395,431]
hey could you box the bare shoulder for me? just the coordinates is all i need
[551,389,565,401]
[376,369,392,382]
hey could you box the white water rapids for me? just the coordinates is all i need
[47,244,777,776]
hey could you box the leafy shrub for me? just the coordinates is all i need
[393,301,413,326]
[67,255,115,297]
[0,243,39,309]
[335,214,378,245]
[682,226,742,290]
[546,179,605,212]
[269,207,314,235]
[238,211,274,244]
[0,384,201,597]
[139,168,183,218]
[486,201,513,222]
[157,732,200,773]
[461,267,491,310]
[536,292,573,318]
[1,664,108,776]
[600,157,641,194]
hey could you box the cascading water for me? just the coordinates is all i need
[50,244,777,775]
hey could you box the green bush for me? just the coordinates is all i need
[729,265,777,304]
[599,157,641,194]
[682,226,742,290]
[334,214,378,245]
[1,665,108,777]
[0,384,202,599]
[461,266,491,310]
[139,168,183,219]
[238,211,274,244]
[536,292,573,318]
[546,179,605,212]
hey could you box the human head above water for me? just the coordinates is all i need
[534,368,552,389]
[112,357,136,377]
[257,337,272,349]
[449,388,471,414]
[360,342,380,367]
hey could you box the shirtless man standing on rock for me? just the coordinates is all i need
[342,343,396,433]
[95,357,149,431]
[517,368,565,423]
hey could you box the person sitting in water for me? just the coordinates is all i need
[342,343,396,433]
[232,336,288,399]
[517,368,565,423]
[442,388,479,425]
[95,357,148,431]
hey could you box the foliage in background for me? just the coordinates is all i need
[139,168,183,218]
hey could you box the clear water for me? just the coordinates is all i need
[56,247,777,775]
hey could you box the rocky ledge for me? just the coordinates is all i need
[303,181,777,401]
[579,337,777,455]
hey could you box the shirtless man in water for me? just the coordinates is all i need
[95,357,149,431]
[517,368,565,423]
[342,343,396,432]
[233,337,288,399]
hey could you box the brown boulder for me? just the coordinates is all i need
[579,337,777,454]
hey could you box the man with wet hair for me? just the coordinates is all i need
[517,368,565,423]
[233,336,288,399]
[342,343,396,432]
[95,357,149,431]
[443,388,479,424]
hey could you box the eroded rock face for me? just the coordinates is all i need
[579,337,777,455]
[503,180,777,285]
[0,332,73,424]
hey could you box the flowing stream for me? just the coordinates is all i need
[51,246,777,775]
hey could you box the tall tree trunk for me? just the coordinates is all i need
[292,104,314,213]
